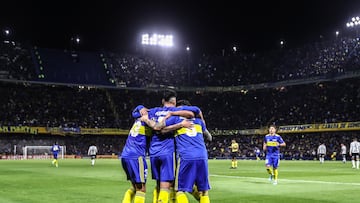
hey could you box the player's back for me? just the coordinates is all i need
[318,144,326,154]
[172,117,207,160]
[341,145,346,154]
[148,106,179,157]
[88,146,98,155]
[350,141,360,153]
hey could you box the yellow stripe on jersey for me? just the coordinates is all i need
[130,121,152,137]
[266,141,278,147]
[175,124,202,136]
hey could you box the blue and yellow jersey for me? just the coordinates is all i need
[146,106,201,157]
[166,116,208,160]
[147,106,178,157]
[177,105,201,116]
[264,134,284,156]
[121,119,152,159]
[51,144,60,154]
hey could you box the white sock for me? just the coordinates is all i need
[92,159,95,165]
[356,160,359,169]
[352,160,355,167]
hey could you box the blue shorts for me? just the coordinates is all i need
[53,153,58,159]
[175,159,211,192]
[150,154,175,182]
[121,156,148,183]
[265,155,280,168]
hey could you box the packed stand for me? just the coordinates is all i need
[103,52,189,87]
[103,36,360,88]
[0,77,359,130]
[0,82,116,128]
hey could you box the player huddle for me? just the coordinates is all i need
[120,91,212,203]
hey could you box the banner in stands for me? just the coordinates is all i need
[278,121,360,133]
[0,126,39,134]
[0,121,359,136]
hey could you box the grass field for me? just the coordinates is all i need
[1,159,360,203]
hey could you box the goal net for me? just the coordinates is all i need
[23,146,66,160]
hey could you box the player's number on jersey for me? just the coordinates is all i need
[186,125,197,137]
[130,121,141,137]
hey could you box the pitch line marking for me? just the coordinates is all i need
[210,174,360,186]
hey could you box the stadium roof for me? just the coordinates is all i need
[1,0,359,53]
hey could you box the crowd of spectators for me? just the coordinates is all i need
[0,76,359,130]
[103,36,360,88]
[0,82,116,128]
[1,36,360,88]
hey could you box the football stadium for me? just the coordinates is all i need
[1,1,360,203]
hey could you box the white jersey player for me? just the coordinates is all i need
[317,143,326,164]
[349,138,360,169]
[340,143,347,164]
[88,144,98,166]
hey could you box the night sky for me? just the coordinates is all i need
[1,0,360,53]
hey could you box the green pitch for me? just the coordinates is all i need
[1,159,360,203]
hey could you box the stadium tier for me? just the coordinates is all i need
[34,48,114,86]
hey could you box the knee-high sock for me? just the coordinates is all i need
[158,188,169,203]
[153,188,158,203]
[200,194,210,203]
[134,191,145,203]
[169,187,176,203]
[274,169,278,181]
[122,188,135,203]
[176,192,189,203]
[266,168,273,175]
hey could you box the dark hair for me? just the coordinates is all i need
[177,99,191,106]
[162,90,177,102]
[269,124,277,129]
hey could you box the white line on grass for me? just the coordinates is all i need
[210,174,360,186]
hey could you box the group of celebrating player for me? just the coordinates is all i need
[120,91,212,203]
